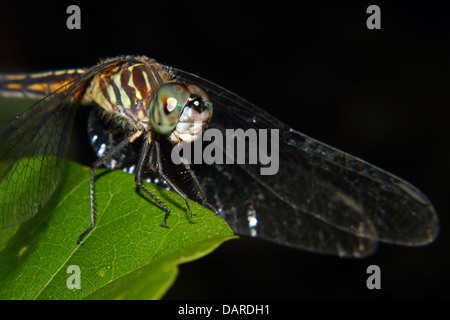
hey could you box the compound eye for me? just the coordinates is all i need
[150,83,190,135]
[186,83,213,117]
[172,83,213,143]
[186,84,211,103]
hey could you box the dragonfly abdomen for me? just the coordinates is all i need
[0,69,85,99]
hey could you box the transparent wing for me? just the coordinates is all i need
[173,68,439,257]
[0,90,77,227]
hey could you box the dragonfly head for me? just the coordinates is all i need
[150,82,213,142]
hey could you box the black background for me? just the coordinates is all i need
[0,0,448,299]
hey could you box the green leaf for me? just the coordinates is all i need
[0,160,236,299]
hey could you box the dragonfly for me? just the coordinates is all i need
[0,55,439,257]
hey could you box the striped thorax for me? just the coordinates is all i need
[83,57,172,133]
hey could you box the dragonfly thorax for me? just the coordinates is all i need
[83,57,171,132]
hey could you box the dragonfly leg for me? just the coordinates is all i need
[135,137,171,227]
[153,137,194,223]
[77,133,135,245]
[182,162,218,214]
